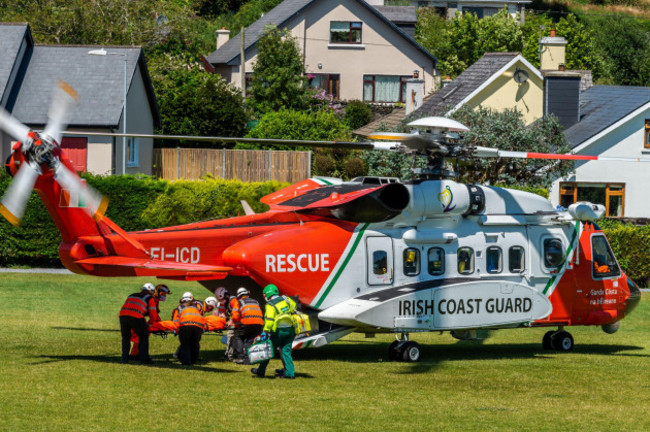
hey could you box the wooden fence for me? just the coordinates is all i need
[153,148,311,183]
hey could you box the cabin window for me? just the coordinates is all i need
[457,247,474,274]
[509,246,525,273]
[559,182,625,217]
[428,247,445,275]
[591,235,620,278]
[403,248,420,276]
[544,238,564,268]
[644,119,650,148]
[486,247,502,274]
[330,21,362,44]
[373,250,388,275]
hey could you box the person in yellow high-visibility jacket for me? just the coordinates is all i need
[251,284,297,379]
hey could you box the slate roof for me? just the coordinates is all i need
[414,52,520,118]
[373,6,416,23]
[0,23,30,105]
[564,85,650,149]
[206,0,435,66]
[11,45,161,128]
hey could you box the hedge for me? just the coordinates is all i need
[0,172,287,267]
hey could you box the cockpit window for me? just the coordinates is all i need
[592,235,620,278]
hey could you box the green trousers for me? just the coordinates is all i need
[257,326,295,378]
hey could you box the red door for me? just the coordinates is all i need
[61,137,87,173]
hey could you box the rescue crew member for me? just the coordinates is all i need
[231,287,264,364]
[129,283,171,359]
[217,287,238,361]
[251,284,297,379]
[177,292,206,366]
[119,283,159,364]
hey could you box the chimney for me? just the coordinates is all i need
[539,31,567,71]
[216,27,230,50]
[406,75,424,116]
[544,70,582,129]
[442,75,452,88]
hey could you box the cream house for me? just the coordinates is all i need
[206,0,437,103]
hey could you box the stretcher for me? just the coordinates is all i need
[130,316,227,356]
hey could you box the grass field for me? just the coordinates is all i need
[1,273,650,431]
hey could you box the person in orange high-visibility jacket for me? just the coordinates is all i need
[231,287,264,364]
[119,283,159,364]
[177,292,207,365]
[130,284,170,359]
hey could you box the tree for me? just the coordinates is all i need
[153,66,247,146]
[451,106,572,187]
[250,26,307,113]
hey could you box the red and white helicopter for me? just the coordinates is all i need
[0,81,644,362]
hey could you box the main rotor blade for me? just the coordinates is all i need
[0,107,31,144]
[42,80,79,144]
[0,162,40,226]
[473,146,650,162]
[53,163,108,220]
[62,131,381,150]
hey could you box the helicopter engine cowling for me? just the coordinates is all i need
[407,180,483,218]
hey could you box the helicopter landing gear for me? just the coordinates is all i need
[542,328,574,352]
[388,333,421,362]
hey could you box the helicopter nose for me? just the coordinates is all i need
[625,277,641,316]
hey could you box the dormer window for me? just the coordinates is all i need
[330,21,362,44]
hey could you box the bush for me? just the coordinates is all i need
[0,174,286,267]
[600,220,650,287]
[343,100,373,129]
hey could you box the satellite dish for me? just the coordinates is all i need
[514,68,529,84]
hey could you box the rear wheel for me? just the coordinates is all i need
[402,341,421,362]
[542,331,555,350]
[551,331,574,352]
[388,340,401,361]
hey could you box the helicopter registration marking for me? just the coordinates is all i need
[266,253,330,273]
[150,247,200,263]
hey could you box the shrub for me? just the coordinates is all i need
[343,100,373,129]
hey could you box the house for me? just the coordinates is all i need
[355,51,543,136]
[205,0,437,103]
[0,23,161,176]
[549,86,650,218]
[366,0,530,21]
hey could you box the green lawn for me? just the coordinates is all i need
[1,273,650,431]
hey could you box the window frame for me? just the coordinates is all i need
[486,246,502,274]
[508,246,525,274]
[329,21,362,44]
[362,75,411,103]
[307,73,341,99]
[457,247,474,275]
[403,248,420,276]
[428,247,445,276]
[559,181,625,217]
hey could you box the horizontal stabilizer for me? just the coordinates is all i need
[76,256,232,273]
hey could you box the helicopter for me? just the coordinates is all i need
[0,81,645,362]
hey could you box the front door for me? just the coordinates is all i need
[61,137,88,172]
[367,236,393,286]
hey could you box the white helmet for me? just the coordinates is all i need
[215,287,228,300]
[236,287,249,297]
[181,292,193,303]
[142,283,155,293]
[205,296,218,308]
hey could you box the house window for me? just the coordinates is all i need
[330,21,362,44]
[363,75,410,103]
[403,248,420,276]
[127,137,139,167]
[645,119,650,148]
[245,72,254,94]
[308,73,340,99]
[559,182,625,217]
